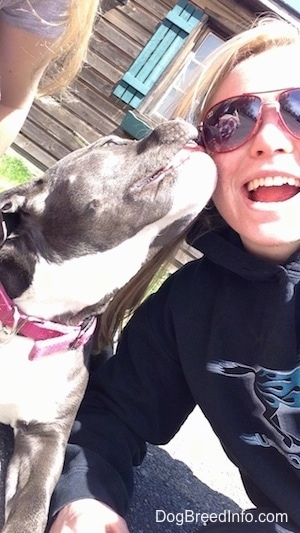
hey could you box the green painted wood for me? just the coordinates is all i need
[166,0,203,33]
[120,110,152,139]
[126,24,169,77]
[113,1,204,107]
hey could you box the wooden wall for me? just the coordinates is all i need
[12,0,173,169]
[12,0,268,171]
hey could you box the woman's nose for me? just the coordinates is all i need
[249,105,294,157]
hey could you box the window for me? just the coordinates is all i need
[152,32,224,120]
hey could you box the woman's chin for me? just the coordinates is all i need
[240,231,300,262]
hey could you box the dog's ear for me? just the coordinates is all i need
[0,210,20,246]
[93,135,132,147]
[0,192,26,213]
[0,193,24,245]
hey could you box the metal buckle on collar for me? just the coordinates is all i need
[0,305,24,344]
[68,316,96,350]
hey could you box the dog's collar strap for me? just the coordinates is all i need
[0,283,96,360]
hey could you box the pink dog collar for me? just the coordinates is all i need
[0,283,96,360]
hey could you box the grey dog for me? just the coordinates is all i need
[0,119,216,532]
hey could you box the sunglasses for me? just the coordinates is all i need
[199,87,300,153]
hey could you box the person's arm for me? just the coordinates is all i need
[48,273,196,532]
[0,18,54,155]
[49,500,129,533]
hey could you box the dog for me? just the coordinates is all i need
[0,118,217,532]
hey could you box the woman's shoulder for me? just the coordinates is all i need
[147,255,212,309]
[0,0,69,38]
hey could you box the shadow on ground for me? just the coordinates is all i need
[126,443,242,532]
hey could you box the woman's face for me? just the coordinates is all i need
[210,45,300,262]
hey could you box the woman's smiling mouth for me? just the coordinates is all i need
[247,176,300,202]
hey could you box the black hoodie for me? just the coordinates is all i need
[49,226,300,528]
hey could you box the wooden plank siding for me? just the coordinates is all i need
[12,1,172,169]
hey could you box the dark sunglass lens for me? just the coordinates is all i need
[280,89,300,139]
[202,96,261,152]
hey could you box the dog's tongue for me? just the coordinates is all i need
[251,184,299,202]
[168,144,202,168]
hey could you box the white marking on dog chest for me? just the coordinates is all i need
[0,336,79,425]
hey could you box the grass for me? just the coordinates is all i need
[0,154,32,189]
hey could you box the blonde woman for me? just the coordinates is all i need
[50,16,300,533]
[0,0,100,155]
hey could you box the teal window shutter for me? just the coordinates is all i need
[113,0,204,108]
[120,110,153,139]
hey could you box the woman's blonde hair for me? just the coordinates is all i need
[99,15,300,348]
[177,15,300,124]
[38,0,100,95]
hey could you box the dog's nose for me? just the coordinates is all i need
[152,119,199,145]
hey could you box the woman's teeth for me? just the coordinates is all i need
[247,176,300,192]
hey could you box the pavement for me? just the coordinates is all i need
[126,406,252,532]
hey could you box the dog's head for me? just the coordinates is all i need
[0,119,216,257]
[0,119,217,318]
